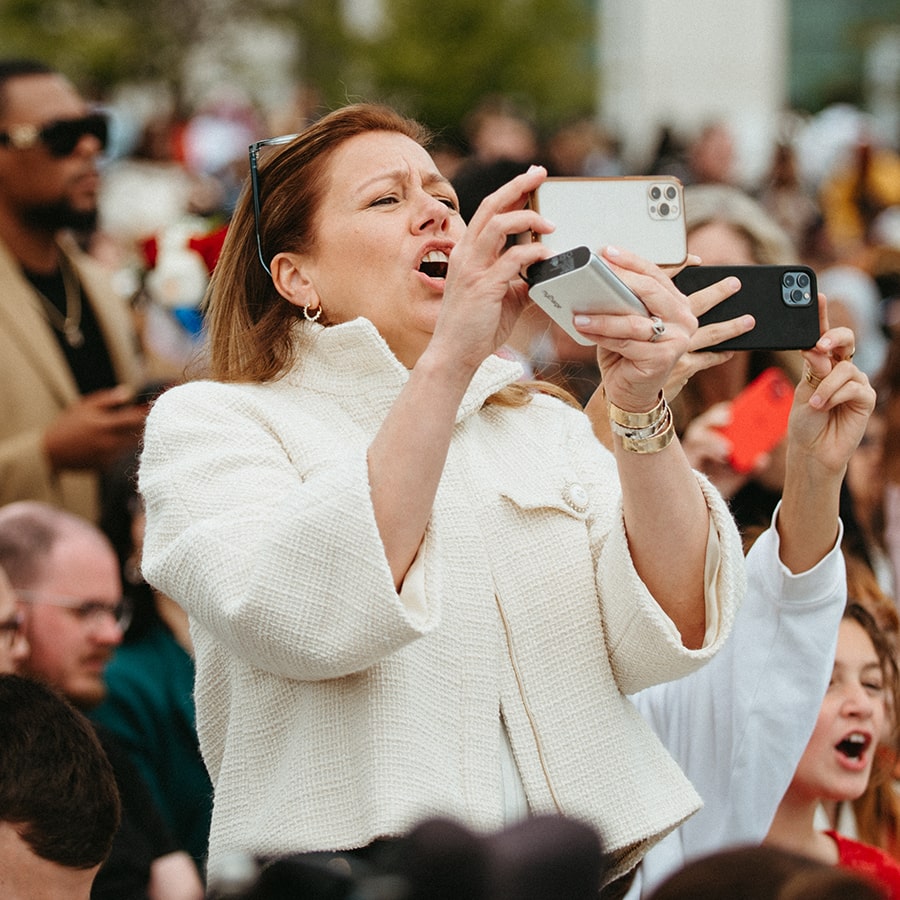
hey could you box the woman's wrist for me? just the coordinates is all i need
[605,390,666,427]
[606,389,675,454]
[414,343,480,395]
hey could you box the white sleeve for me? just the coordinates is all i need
[631,502,845,870]
[139,383,438,681]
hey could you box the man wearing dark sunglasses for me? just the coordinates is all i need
[0,58,149,526]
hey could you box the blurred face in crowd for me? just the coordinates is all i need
[788,618,887,805]
[0,72,103,232]
[18,528,124,709]
[687,220,756,266]
[281,130,466,368]
[0,567,27,674]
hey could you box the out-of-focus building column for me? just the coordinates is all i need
[597,0,789,184]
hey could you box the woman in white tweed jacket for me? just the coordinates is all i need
[138,104,746,888]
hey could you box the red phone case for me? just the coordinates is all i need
[716,367,794,474]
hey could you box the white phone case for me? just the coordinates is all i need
[530,176,688,266]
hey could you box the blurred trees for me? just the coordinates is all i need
[352,0,596,140]
[0,0,596,138]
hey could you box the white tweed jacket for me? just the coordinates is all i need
[139,317,745,884]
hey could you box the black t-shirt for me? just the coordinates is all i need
[91,725,179,900]
[23,266,118,395]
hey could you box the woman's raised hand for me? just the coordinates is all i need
[430,165,554,372]
[571,245,697,413]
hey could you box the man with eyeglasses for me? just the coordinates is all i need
[0,499,204,900]
[0,58,150,526]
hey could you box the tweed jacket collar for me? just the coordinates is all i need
[280,316,526,427]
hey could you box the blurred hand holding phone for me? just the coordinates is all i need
[715,367,795,474]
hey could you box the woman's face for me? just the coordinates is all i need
[291,130,466,367]
[789,618,887,804]
[687,221,756,266]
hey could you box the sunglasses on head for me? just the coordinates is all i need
[249,133,300,275]
[0,111,109,157]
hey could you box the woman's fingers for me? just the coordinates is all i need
[466,164,550,235]
[682,275,742,317]
[810,324,856,365]
[665,350,736,400]
[689,316,755,352]
[799,324,858,396]
[659,254,703,280]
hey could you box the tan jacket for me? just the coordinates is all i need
[0,233,142,522]
[140,317,746,885]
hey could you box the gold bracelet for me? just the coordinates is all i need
[606,391,666,429]
[619,415,676,454]
[610,404,672,441]
[609,405,671,441]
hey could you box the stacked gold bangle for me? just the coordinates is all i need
[607,391,676,454]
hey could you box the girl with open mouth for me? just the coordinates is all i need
[767,602,900,897]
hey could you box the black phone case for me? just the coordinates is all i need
[675,265,820,351]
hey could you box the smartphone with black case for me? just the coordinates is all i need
[528,176,688,266]
[524,245,649,347]
[673,265,820,351]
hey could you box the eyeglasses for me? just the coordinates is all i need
[249,134,300,276]
[0,609,24,650]
[17,591,132,632]
[0,111,109,158]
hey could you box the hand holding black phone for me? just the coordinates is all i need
[674,265,820,351]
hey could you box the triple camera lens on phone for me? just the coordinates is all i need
[782,271,813,307]
[648,183,680,221]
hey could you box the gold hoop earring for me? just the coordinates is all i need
[304,305,321,322]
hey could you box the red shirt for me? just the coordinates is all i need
[827,829,900,899]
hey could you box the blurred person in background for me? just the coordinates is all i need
[844,407,894,597]
[874,329,900,609]
[765,602,900,897]
[757,139,821,255]
[452,95,542,223]
[92,449,212,874]
[544,118,623,178]
[94,113,224,378]
[684,120,738,187]
[819,135,900,263]
[0,58,149,524]
[0,500,204,900]
[0,673,121,900]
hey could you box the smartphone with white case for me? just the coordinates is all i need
[527,176,688,266]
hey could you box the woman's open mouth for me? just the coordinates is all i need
[419,250,449,279]
[835,731,872,770]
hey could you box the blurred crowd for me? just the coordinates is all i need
[5,57,900,900]
[89,91,900,404]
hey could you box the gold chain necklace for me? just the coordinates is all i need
[31,255,84,349]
